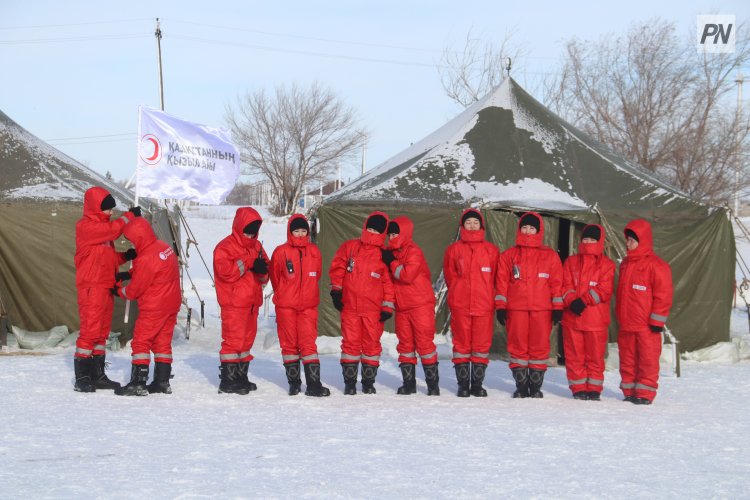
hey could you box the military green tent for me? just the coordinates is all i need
[313,78,734,356]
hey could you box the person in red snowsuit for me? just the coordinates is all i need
[213,207,270,395]
[73,186,139,393]
[381,216,439,396]
[561,224,615,401]
[329,212,395,395]
[496,212,563,398]
[616,219,673,405]
[270,214,330,397]
[113,217,181,396]
[443,209,499,398]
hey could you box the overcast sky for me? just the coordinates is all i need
[2,0,748,190]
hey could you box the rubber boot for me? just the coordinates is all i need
[511,367,529,398]
[284,361,302,396]
[396,363,417,395]
[115,364,149,396]
[342,362,358,395]
[218,363,250,395]
[73,357,96,393]
[147,362,172,394]
[454,363,470,397]
[238,361,258,391]
[361,364,378,394]
[470,362,488,397]
[587,391,601,401]
[423,362,440,396]
[573,391,589,400]
[528,368,545,398]
[303,362,331,397]
[91,354,121,390]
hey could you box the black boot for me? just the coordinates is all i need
[511,367,529,398]
[218,363,250,395]
[587,391,601,401]
[303,362,331,397]
[397,363,417,395]
[284,361,302,396]
[455,363,470,397]
[342,362,358,395]
[470,362,488,397]
[529,368,545,398]
[238,361,258,391]
[147,362,172,394]
[91,354,121,390]
[73,357,96,393]
[573,391,589,400]
[361,364,378,394]
[423,363,440,396]
[115,364,149,396]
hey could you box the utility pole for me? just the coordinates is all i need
[155,18,165,111]
[735,72,744,216]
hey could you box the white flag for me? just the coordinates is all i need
[136,106,240,204]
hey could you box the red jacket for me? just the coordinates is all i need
[74,187,132,288]
[213,207,270,309]
[443,209,500,316]
[561,224,616,330]
[616,219,673,331]
[329,211,395,314]
[496,212,563,311]
[386,216,435,312]
[118,218,181,313]
[270,214,321,311]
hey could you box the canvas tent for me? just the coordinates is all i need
[0,109,177,345]
[312,78,734,356]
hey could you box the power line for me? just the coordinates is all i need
[0,18,151,30]
[45,132,134,141]
[0,33,150,45]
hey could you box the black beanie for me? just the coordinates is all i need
[243,220,262,236]
[387,221,400,235]
[461,210,483,228]
[289,217,309,233]
[100,194,116,211]
[624,228,639,242]
[519,213,540,232]
[581,225,601,241]
[365,214,387,234]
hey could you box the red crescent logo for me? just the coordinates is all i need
[139,134,162,166]
[146,138,160,161]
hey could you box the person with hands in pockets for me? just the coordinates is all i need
[213,207,270,395]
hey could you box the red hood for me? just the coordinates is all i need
[458,208,486,243]
[83,187,113,222]
[624,219,654,258]
[123,217,158,251]
[231,207,263,251]
[578,224,606,256]
[387,216,413,250]
[360,211,388,247]
[286,214,310,247]
[515,212,544,248]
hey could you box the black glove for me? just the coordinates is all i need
[495,309,507,326]
[123,248,137,261]
[330,290,344,311]
[379,310,393,323]
[569,298,586,316]
[129,206,142,217]
[251,257,268,275]
[381,249,396,266]
[110,286,120,297]
[115,271,131,281]
[649,324,664,333]
[552,310,563,325]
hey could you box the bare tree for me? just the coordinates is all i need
[439,28,525,107]
[225,82,365,215]
[546,19,750,203]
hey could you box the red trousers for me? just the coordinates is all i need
[340,310,384,366]
[395,304,437,365]
[618,328,661,402]
[276,306,319,364]
[131,310,177,365]
[220,305,259,363]
[450,311,493,365]
[562,326,607,394]
[76,287,114,358]
[507,310,552,371]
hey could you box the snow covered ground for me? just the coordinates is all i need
[2,207,750,499]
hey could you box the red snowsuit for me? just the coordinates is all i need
[329,212,395,367]
[443,210,499,366]
[496,212,563,371]
[74,187,134,358]
[386,216,437,366]
[616,219,673,403]
[213,207,270,364]
[561,224,615,395]
[270,214,322,366]
[117,218,181,366]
